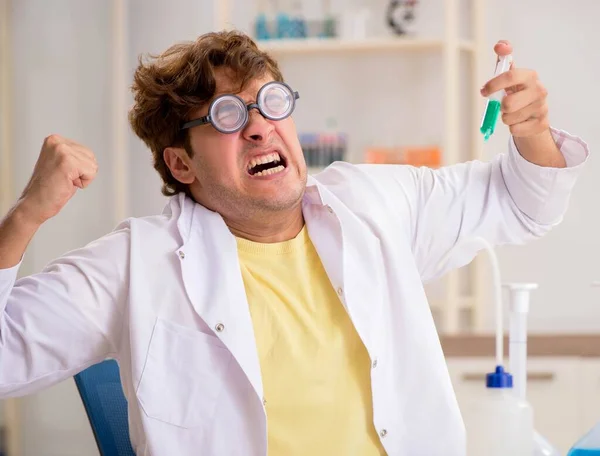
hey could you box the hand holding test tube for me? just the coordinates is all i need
[480,40,553,143]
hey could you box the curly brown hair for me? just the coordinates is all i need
[128,30,284,196]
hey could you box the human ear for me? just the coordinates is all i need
[163,147,196,185]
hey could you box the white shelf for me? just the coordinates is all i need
[258,37,476,55]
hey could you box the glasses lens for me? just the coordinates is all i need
[259,83,294,120]
[211,96,247,132]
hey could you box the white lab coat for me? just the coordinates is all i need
[0,129,589,455]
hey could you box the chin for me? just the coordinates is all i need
[257,188,305,212]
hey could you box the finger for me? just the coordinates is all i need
[79,175,94,189]
[77,166,97,189]
[68,143,96,162]
[70,156,98,189]
[504,60,519,93]
[501,87,540,114]
[44,134,65,147]
[501,99,547,126]
[509,116,550,138]
[494,40,513,57]
[73,177,84,189]
[78,155,99,178]
[56,137,96,163]
[481,68,534,96]
[77,148,96,164]
[63,137,87,149]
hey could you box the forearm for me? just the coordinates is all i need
[513,128,567,169]
[412,127,586,281]
[0,219,130,396]
[0,201,42,269]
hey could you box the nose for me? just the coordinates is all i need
[242,107,274,144]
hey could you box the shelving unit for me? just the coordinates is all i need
[257,36,476,55]
[216,0,488,334]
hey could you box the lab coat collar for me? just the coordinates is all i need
[163,176,346,403]
[167,176,327,242]
[164,192,196,245]
[303,175,327,206]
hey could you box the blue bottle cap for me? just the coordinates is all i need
[486,365,513,388]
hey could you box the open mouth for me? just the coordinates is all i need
[247,152,287,176]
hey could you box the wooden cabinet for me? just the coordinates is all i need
[580,359,600,438]
[447,357,595,455]
[527,358,582,453]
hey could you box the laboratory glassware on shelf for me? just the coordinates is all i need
[254,0,335,41]
[363,144,441,168]
[255,0,271,40]
[299,132,347,169]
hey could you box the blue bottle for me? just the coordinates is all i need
[255,13,271,40]
[276,12,292,38]
[288,1,306,38]
[567,421,600,455]
[569,448,600,455]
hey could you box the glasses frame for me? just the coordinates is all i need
[180,81,300,134]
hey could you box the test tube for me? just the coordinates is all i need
[480,54,513,141]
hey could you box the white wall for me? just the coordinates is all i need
[126,0,215,217]
[10,0,113,454]
[2,0,599,454]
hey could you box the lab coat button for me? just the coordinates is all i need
[263,398,267,406]
[380,429,388,438]
[215,323,225,332]
[326,205,334,214]
[178,250,185,259]
[336,287,343,296]
[372,358,378,368]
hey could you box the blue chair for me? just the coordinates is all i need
[74,359,136,456]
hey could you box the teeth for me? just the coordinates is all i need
[248,152,281,171]
[254,165,285,176]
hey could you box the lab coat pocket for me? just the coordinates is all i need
[136,318,233,428]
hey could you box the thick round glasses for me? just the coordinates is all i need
[180,81,300,134]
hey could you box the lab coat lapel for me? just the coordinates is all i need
[304,181,385,356]
[177,202,263,401]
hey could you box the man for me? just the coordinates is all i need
[0,30,589,455]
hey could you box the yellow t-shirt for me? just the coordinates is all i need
[236,226,386,456]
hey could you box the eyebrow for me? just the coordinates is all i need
[204,79,275,110]
[212,90,256,105]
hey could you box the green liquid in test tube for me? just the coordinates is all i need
[480,54,513,141]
